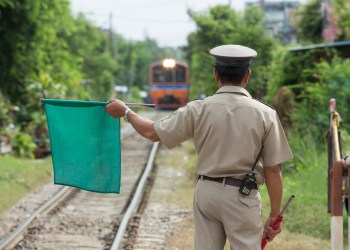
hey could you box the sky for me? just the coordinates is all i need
[70,0,247,47]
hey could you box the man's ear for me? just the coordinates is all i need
[213,68,219,83]
[242,68,251,87]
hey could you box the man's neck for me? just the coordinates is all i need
[220,83,245,88]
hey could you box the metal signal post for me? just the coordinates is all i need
[328,98,347,250]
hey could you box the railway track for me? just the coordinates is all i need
[0,110,174,250]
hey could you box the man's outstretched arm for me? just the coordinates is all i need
[105,99,160,142]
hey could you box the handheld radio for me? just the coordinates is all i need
[239,145,264,196]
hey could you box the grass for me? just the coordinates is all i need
[259,129,350,247]
[0,154,53,215]
[155,142,195,249]
[260,155,332,240]
[273,130,349,240]
[155,142,196,209]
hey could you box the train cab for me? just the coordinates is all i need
[149,59,190,109]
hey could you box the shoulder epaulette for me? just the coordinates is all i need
[192,94,211,101]
[253,98,275,110]
[192,98,203,101]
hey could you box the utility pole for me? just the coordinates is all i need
[109,12,115,57]
[126,41,133,99]
[259,0,265,8]
[109,12,118,99]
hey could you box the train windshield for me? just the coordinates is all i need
[152,65,186,83]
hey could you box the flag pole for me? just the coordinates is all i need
[40,99,156,108]
[125,103,156,108]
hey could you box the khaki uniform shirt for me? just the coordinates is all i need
[154,85,293,184]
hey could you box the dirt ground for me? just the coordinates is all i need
[166,219,331,250]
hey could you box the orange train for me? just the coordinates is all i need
[149,59,190,109]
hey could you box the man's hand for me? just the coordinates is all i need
[105,99,160,142]
[105,99,128,118]
[263,215,282,242]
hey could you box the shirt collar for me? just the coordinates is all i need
[215,85,252,98]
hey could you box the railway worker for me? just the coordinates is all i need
[105,44,292,250]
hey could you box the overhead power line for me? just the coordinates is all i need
[114,16,192,23]
[111,0,180,9]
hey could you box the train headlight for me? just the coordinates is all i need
[162,59,176,68]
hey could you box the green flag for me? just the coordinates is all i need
[43,99,121,193]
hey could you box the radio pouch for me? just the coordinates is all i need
[239,171,257,196]
[239,144,263,196]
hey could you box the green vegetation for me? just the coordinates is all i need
[0,155,53,215]
[155,142,197,209]
[267,129,349,240]
[266,48,350,136]
[260,137,331,239]
[186,5,275,98]
[295,0,323,43]
[262,128,350,241]
[334,0,350,40]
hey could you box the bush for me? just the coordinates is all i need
[9,129,37,159]
[267,49,350,137]
[0,94,10,137]
[292,57,350,135]
[284,128,326,172]
[266,46,338,104]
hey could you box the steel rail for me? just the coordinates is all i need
[0,186,74,249]
[121,110,158,139]
[0,125,131,249]
[110,141,160,250]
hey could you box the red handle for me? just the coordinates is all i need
[261,215,283,250]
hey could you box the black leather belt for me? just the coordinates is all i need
[198,175,258,189]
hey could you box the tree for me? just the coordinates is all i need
[0,0,184,157]
[63,14,119,100]
[0,0,13,7]
[131,39,179,90]
[292,57,350,134]
[186,5,276,99]
[0,0,88,158]
[294,0,324,43]
[0,0,84,104]
[334,0,350,40]
[114,36,180,97]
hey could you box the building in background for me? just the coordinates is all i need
[246,0,300,44]
[321,0,338,42]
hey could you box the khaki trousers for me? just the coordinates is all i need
[194,178,262,250]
